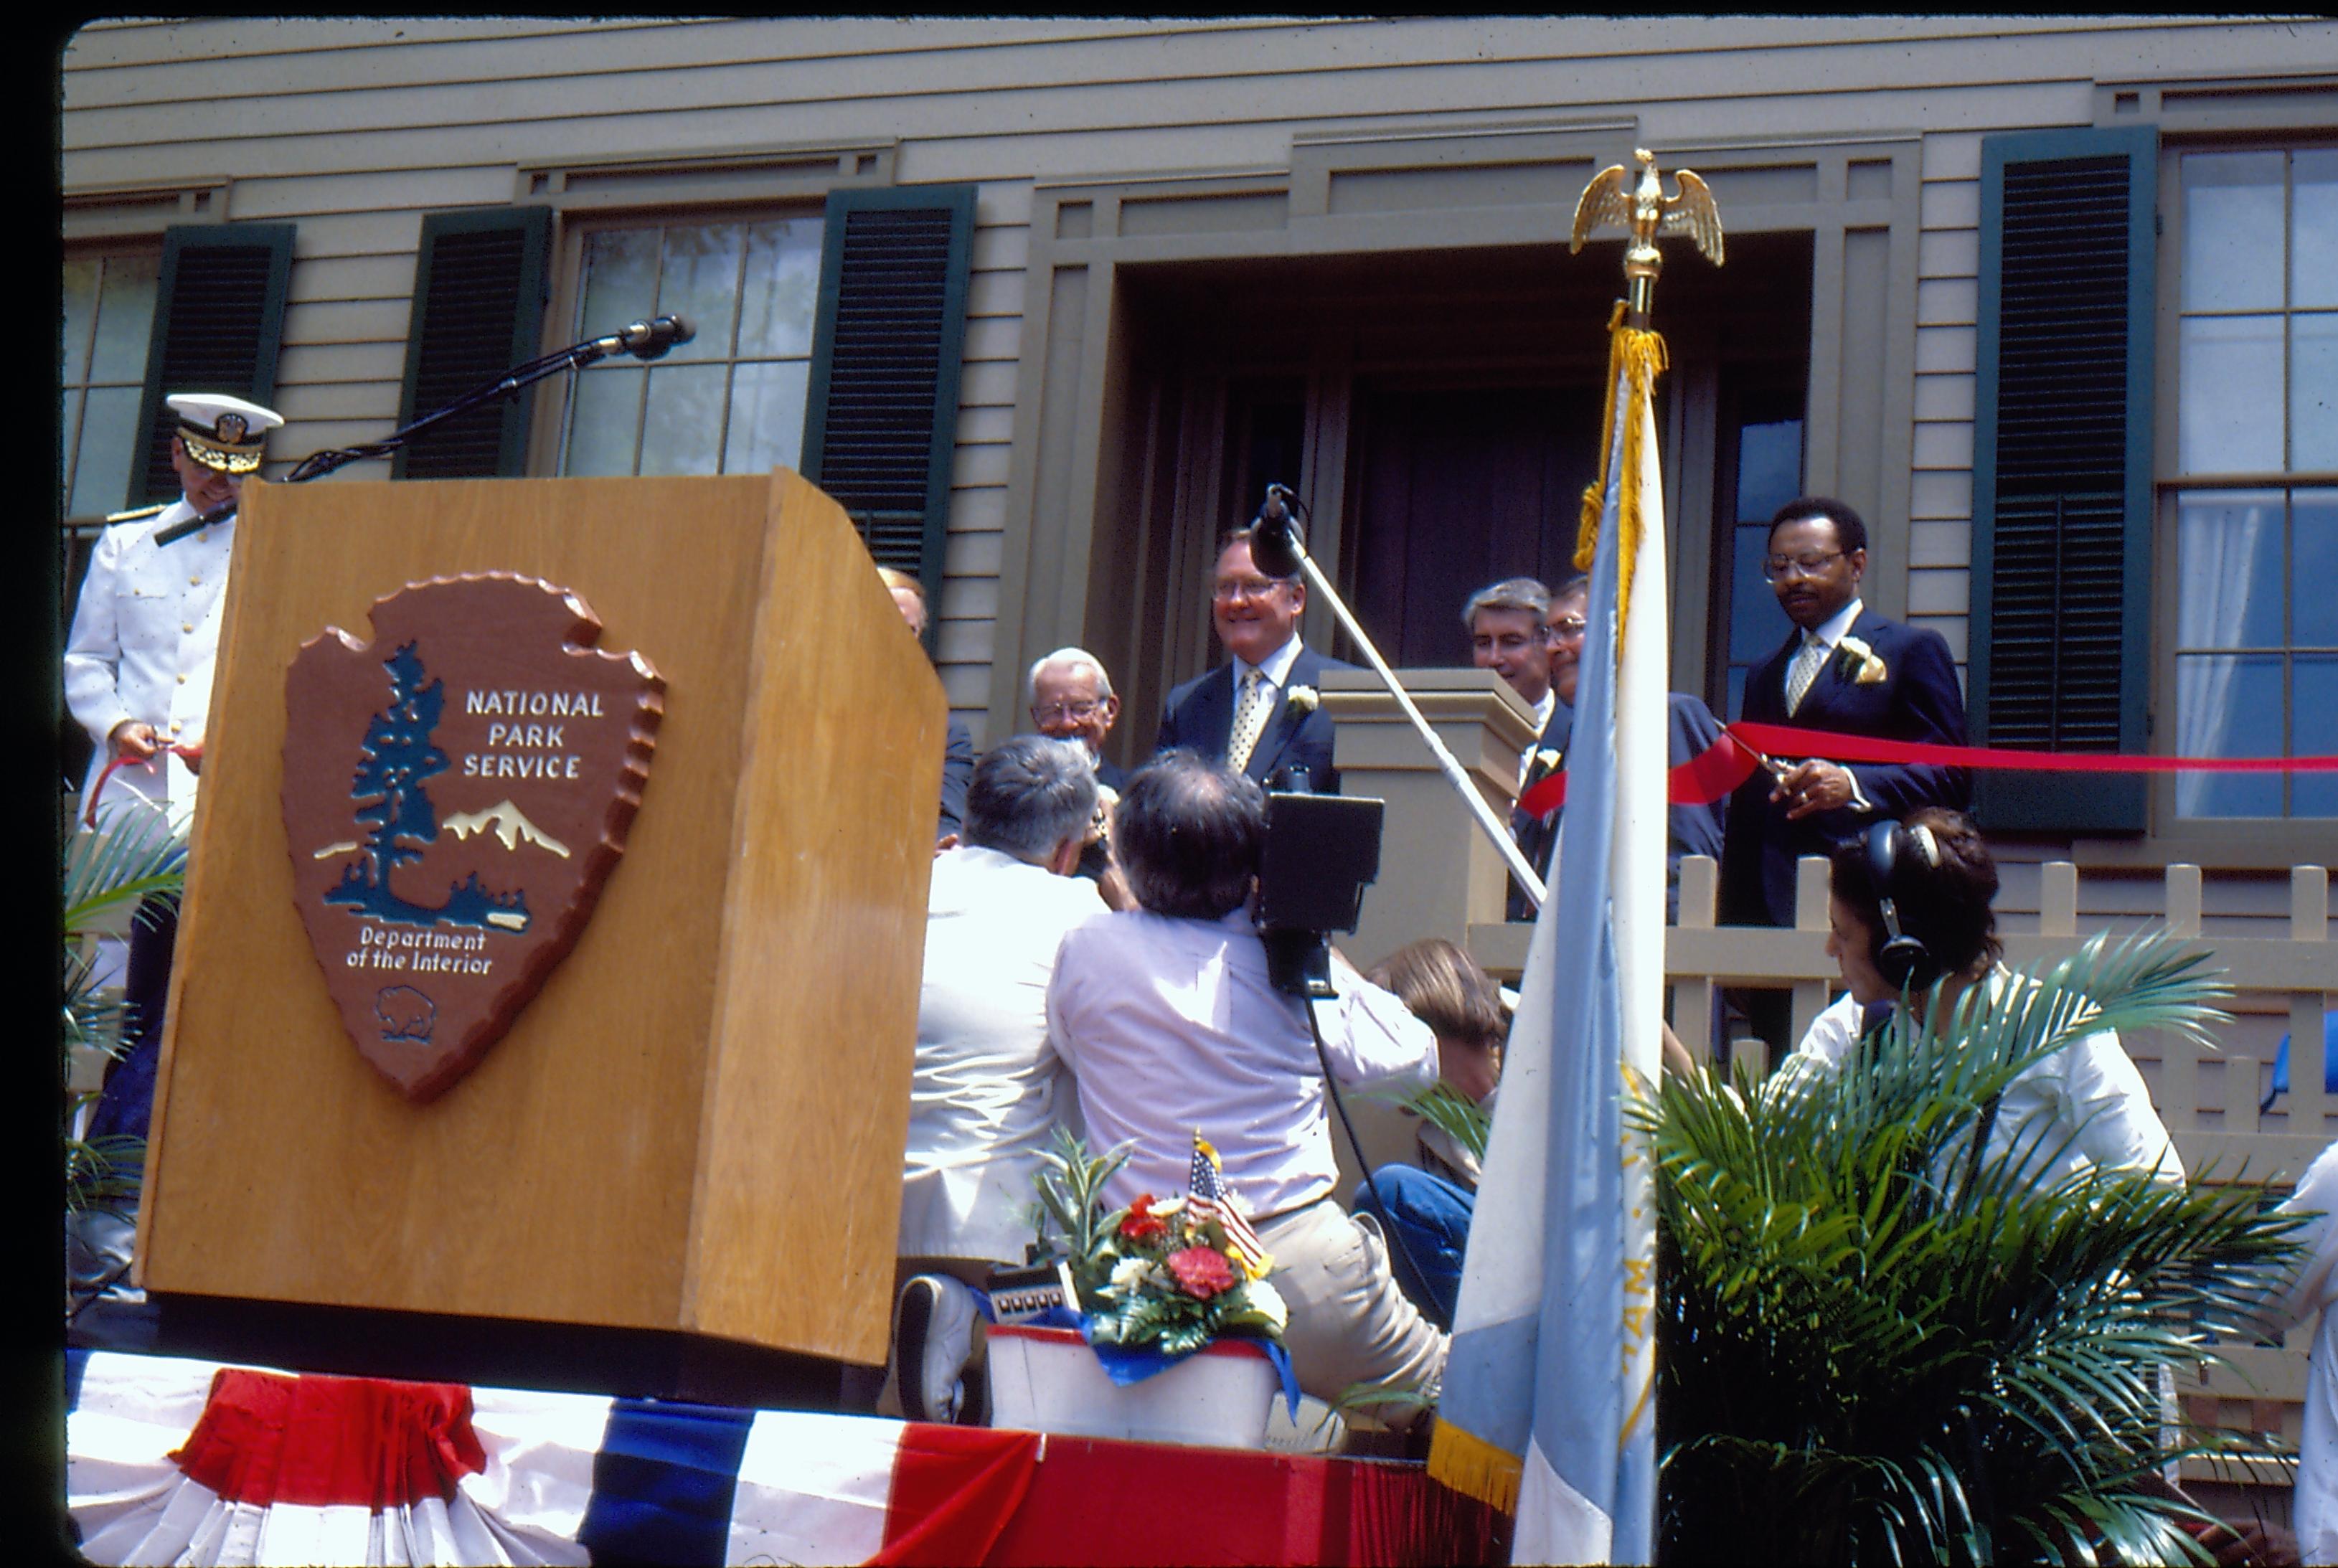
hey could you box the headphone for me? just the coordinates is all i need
[1864,818,1943,992]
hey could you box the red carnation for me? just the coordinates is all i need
[1120,1196,1167,1245]
[1167,1245,1237,1300]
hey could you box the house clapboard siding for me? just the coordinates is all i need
[60,16,2337,744]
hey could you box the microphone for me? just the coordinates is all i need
[591,314,695,362]
[1249,482,1306,579]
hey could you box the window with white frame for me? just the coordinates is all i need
[559,216,824,478]
[2168,145,2337,818]
[60,251,159,519]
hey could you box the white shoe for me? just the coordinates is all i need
[892,1275,977,1425]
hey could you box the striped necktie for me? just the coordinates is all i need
[1227,668,1273,772]
[1784,633,1829,715]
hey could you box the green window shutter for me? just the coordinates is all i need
[1969,126,2156,833]
[801,185,977,620]
[130,223,296,506]
[395,207,553,479]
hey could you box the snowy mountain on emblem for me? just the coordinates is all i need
[440,800,572,859]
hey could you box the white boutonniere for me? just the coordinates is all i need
[1285,684,1319,714]
[1833,634,1889,686]
[1535,747,1563,770]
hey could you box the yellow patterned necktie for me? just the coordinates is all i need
[1784,633,1828,716]
[1227,668,1273,773]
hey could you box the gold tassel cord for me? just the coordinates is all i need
[1426,1416,1523,1513]
[1571,317,1669,639]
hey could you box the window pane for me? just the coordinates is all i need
[2298,489,2338,648]
[578,229,662,344]
[656,225,743,364]
[1734,417,1803,524]
[2182,150,2286,313]
[1729,523,1788,663]
[2177,489,2285,648]
[61,257,97,385]
[737,219,822,359]
[89,254,159,384]
[565,365,644,476]
[2179,314,2285,473]
[69,384,143,516]
[2295,148,2338,310]
[59,388,80,497]
[2294,311,2338,471]
[723,359,809,473]
[636,363,725,476]
[2297,655,2338,816]
[2174,652,2284,816]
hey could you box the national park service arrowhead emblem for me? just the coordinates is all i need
[282,574,663,1101]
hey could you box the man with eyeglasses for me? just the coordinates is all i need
[1524,572,1727,922]
[1720,496,1971,940]
[1027,647,1128,790]
[1154,526,1354,792]
[1027,647,1138,905]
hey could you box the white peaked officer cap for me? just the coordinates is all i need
[166,392,286,475]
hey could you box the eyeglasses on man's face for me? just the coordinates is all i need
[1550,615,1589,643]
[1763,550,1847,583]
[1032,699,1105,725]
[1212,575,1293,604]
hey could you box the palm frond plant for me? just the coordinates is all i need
[1637,932,2304,1566]
[1030,1124,1136,1278]
[63,806,188,1215]
[1364,1077,1492,1166]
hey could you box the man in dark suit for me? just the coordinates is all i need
[1458,574,1565,922]
[1720,496,1972,932]
[1519,573,1727,923]
[882,567,976,842]
[1154,527,1354,792]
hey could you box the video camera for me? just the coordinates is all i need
[1255,790,1384,998]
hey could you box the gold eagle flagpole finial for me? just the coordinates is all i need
[1571,148,1725,326]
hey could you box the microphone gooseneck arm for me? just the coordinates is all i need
[285,315,695,483]
[1253,487,1549,910]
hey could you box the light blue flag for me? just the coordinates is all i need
[1430,327,1668,1564]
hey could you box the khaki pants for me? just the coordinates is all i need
[1256,1199,1448,1429]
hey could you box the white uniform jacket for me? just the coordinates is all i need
[64,499,234,823]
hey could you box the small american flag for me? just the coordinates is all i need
[1187,1133,1273,1279]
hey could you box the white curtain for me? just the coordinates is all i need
[2174,495,2277,816]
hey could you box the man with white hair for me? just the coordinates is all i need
[885,735,1109,1424]
[1027,647,1127,789]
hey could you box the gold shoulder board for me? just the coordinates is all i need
[103,503,169,524]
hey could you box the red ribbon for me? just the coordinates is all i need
[1515,722,2338,822]
[85,744,196,828]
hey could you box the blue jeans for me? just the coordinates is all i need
[1352,1165,1475,1331]
[89,897,176,1149]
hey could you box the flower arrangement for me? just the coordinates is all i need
[1283,684,1319,714]
[1032,1128,1289,1359]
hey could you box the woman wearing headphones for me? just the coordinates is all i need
[1780,805,2183,1188]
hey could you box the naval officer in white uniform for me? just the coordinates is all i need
[65,392,283,1151]
[66,392,283,828]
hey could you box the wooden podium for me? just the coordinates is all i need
[133,470,943,1392]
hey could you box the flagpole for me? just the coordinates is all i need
[1427,148,1723,1564]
